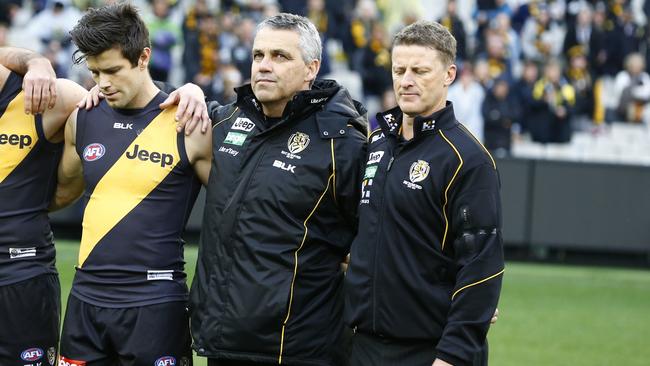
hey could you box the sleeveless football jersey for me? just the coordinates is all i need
[0,72,60,286]
[71,92,200,307]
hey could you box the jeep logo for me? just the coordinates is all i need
[125,144,174,168]
[0,133,32,148]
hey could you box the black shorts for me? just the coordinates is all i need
[0,274,61,366]
[60,296,193,366]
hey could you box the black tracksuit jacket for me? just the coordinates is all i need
[189,80,367,365]
[345,102,504,366]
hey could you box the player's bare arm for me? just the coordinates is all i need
[50,109,84,211]
[184,110,213,186]
[0,46,57,114]
[41,79,89,143]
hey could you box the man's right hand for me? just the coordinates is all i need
[77,85,103,110]
[159,83,210,135]
[23,57,57,114]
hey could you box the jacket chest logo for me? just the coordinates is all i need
[403,160,430,190]
[287,132,310,154]
[231,117,255,132]
[224,131,247,146]
[409,160,430,183]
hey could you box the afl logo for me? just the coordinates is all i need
[21,348,44,361]
[83,143,106,161]
[155,356,176,366]
[287,132,310,154]
[409,160,430,183]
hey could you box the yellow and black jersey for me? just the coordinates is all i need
[71,92,200,307]
[0,72,61,286]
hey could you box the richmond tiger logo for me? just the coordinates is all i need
[409,160,430,183]
[287,132,310,154]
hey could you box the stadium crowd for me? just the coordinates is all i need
[2,0,650,158]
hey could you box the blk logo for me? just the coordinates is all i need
[113,122,133,130]
[273,160,295,173]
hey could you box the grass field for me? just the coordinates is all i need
[55,239,650,366]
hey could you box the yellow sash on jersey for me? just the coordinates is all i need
[0,92,37,184]
[78,107,180,267]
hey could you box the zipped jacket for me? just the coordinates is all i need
[345,102,504,366]
[190,80,367,365]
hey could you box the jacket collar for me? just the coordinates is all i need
[376,101,458,139]
[234,80,341,127]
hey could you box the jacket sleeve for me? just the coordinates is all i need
[436,162,505,366]
[333,126,367,240]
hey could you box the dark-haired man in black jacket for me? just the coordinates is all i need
[345,20,504,366]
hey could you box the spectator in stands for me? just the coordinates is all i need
[473,58,495,90]
[212,63,242,105]
[277,0,303,15]
[512,61,540,135]
[183,9,220,98]
[360,22,391,105]
[479,29,513,83]
[235,0,274,23]
[474,0,512,43]
[521,4,564,63]
[146,0,180,82]
[217,11,239,63]
[491,13,521,76]
[323,0,355,54]
[228,17,256,82]
[26,0,81,77]
[565,47,594,129]
[616,4,645,60]
[589,2,624,78]
[483,76,520,156]
[563,4,593,58]
[439,0,468,63]
[448,63,486,142]
[306,0,331,76]
[530,60,576,143]
[182,0,213,82]
[614,52,650,124]
[349,0,380,72]
[377,0,424,35]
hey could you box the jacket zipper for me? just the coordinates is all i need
[371,143,398,333]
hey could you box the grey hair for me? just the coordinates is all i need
[257,13,322,64]
[393,20,457,66]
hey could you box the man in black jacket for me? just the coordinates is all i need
[185,13,367,366]
[345,21,504,366]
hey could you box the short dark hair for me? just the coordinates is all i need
[70,3,150,67]
[392,21,457,66]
